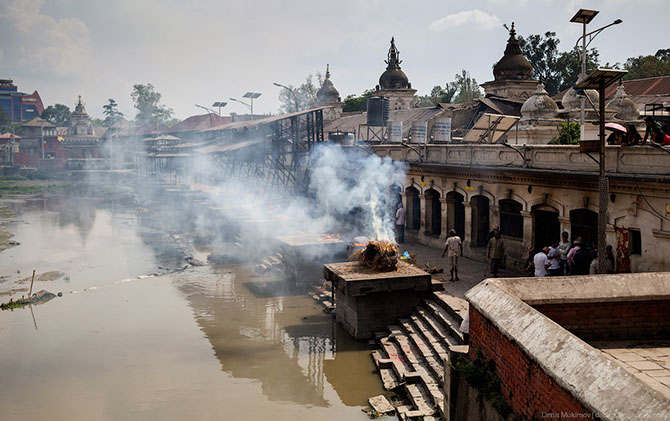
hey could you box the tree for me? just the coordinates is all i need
[517,32,599,96]
[0,107,11,133]
[102,99,124,128]
[277,73,323,113]
[41,104,72,126]
[517,32,561,95]
[551,121,580,144]
[342,89,374,112]
[131,83,173,125]
[450,70,482,104]
[623,49,670,80]
[413,85,457,107]
[554,47,599,93]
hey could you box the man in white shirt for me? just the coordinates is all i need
[442,229,463,282]
[395,204,406,243]
[547,241,562,276]
[533,246,551,277]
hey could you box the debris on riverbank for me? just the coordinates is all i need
[17,271,67,283]
[1,290,58,310]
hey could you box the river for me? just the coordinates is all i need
[0,186,385,420]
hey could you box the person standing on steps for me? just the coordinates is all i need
[442,229,463,282]
[486,227,505,277]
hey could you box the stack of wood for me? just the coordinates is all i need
[359,240,399,272]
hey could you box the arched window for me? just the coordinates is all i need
[406,186,420,230]
[470,195,490,247]
[424,188,441,237]
[446,191,465,240]
[570,209,598,248]
[499,199,523,239]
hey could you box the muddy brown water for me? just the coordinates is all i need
[0,193,385,420]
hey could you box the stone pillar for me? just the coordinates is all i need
[419,194,427,234]
[521,210,533,250]
[559,216,570,239]
[400,192,408,227]
[439,198,448,240]
[490,205,500,229]
[463,201,473,249]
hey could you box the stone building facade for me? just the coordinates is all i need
[374,143,670,273]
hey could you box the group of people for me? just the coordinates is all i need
[607,117,670,146]
[528,232,615,277]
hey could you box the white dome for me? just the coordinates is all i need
[561,75,599,112]
[606,83,639,121]
[521,83,559,120]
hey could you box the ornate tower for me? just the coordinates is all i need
[480,23,539,100]
[316,64,341,105]
[69,95,94,136]
[372,37,416,110]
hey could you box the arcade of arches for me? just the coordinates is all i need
[396,176,666,274]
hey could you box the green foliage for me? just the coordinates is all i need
[277,72,324,113]
[0,107,20,135]
[0,106,11,130]
[552,121,580,145]
[450,69,482,104]
[41,104,72,126]
[454,351,515,419]
[131,83,174,125]
[342,89,374,112]
[518,32,599,96]
[414,84,457,107]
[102,98,124,128]
[623,49,670,80]
[555,47,599,92]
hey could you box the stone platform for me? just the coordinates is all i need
[278,234,348,286]
[324,261,431,339]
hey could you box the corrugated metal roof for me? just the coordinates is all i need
[203,105,333,132]
[195,138,265,154]
[324,107,446,138]
[555,76,670,101]
[202,105,334,133]
[604,75,670,98]
[167,114,232,133]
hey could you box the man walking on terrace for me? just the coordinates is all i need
[442,229,463,282]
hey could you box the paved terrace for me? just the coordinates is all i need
[372,143,670,179]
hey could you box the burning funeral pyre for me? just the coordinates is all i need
[358,240,399,272]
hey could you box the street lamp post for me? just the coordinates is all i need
[195,104,217,128]
[212,101,227,117]
[571,9,622,142]
[273,82,300,112]
[229,97,252,117]
[230,92,262,119]
[576,69,627,274]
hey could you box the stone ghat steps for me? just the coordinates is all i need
[309,280,335,313]
[371,293,468,420]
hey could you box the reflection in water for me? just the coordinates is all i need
[177,264,384,407]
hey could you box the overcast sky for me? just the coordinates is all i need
[1,0,668,120]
